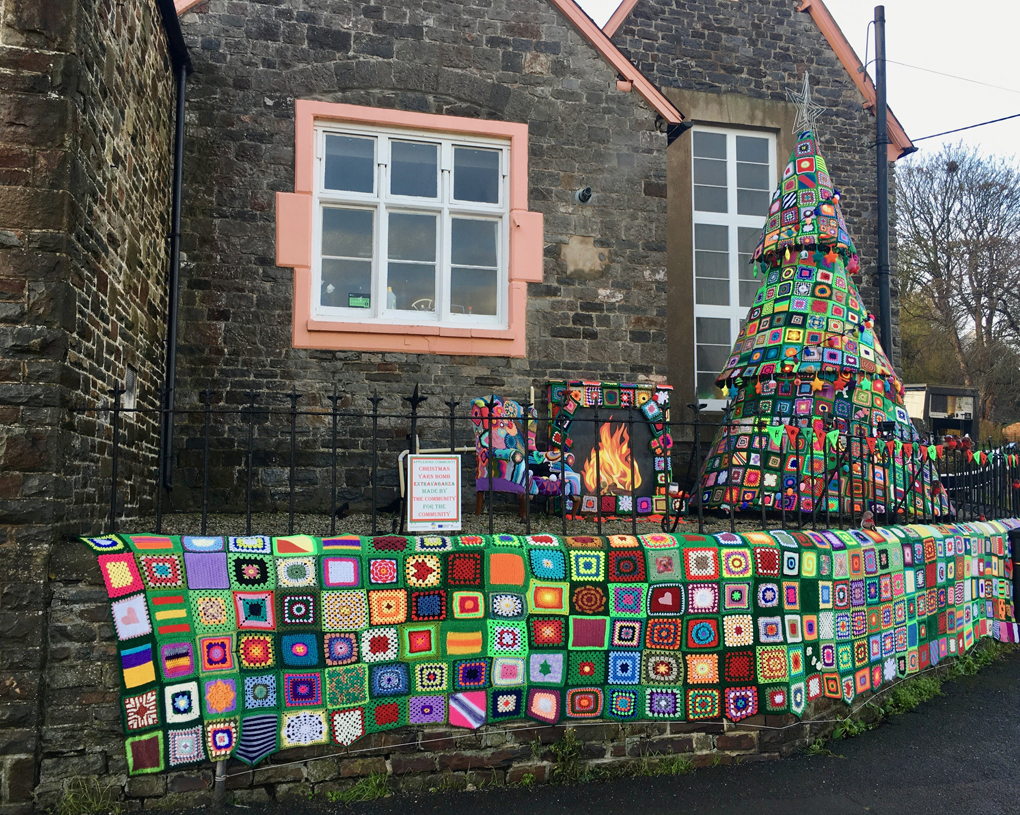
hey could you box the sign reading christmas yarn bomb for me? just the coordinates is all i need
[83,522,1019,774]
[406,455,462,532]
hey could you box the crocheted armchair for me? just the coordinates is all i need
[469,395,578,512]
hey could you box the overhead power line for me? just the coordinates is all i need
[912,112,1020,143]
[885,59,1020,97]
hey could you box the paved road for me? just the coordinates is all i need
[237,648,1020,815]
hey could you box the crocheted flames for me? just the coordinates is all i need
[698,130,950,519]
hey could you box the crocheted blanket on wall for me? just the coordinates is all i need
[80,522,1020,775]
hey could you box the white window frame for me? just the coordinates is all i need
[691,125,776,411]
[311,123,511,329]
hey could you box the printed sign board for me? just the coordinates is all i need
[406,455,462,531]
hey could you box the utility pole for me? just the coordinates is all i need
[875,5,894,356]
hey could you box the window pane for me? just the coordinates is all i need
[736,135,769,163]
[696,317,731,346]
[321,208,373,258]
[736,162,769,190]
[737,226,759,254]
[738,261,762,287]
[694,185,727,213]
[390,140,438,198]
[451,267,497,316]
[321,258,372,308]
[324,135,374,193]
[387,262,435,312]
[387,213,436,262]
[739,279,759,307]
[695,277,729,306]
[697,372,724,401]
[451,218,498,267]
[737,226,760,277]
[453,147,499,203]
[695,223,728,252]
[694,157,726,186]
[693,131,726,159]
[696,343,731,373]
[737,188,769,216]
[695,250,728,279]
[738,259,758,282]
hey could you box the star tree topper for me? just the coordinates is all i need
[787,72,825,134]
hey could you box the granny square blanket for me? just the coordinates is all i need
[81,521,1020,774]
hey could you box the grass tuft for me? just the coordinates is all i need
[653,754,696,775]
[550,728,585,784]
[324,772,391,804]
[801,736,840,757]
[56,777,123,815]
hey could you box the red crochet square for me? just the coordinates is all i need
[724,650,755,683]
[607,550,646,583]
[753,547,781,577]
[374,702,400,726]
[447,552,483,586]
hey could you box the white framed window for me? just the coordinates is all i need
[313,124,510,328]
[691,126,776,408]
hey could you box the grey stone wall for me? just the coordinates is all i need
[0,0,174,810]
[612,0,901,366]
[166,0,671,513]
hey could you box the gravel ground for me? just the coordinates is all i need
[135,506,790,537]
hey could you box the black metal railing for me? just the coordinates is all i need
[72,384,1020,538]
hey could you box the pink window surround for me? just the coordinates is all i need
[276,101,544,357]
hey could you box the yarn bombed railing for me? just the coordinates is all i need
[73,385,1020,538]
[82,522,1019,775]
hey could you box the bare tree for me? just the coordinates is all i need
[896,144,1020,422]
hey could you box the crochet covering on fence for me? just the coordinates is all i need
[699,129,950,518]
[81,522,1019,774]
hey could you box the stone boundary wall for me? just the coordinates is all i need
[34,676,969,808]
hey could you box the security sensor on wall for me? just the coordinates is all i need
[575,187,592,205]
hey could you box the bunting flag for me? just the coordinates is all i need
[698,128,950,518]
[764,425,785,448]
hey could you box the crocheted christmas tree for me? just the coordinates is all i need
[698,129,950,519]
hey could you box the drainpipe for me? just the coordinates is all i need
[156,0,192,491]
[874,5,894,357]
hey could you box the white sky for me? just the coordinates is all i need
[577,0,1020,163]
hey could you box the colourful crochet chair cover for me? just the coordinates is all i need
[699,130,950,519]
[470,395,566,497]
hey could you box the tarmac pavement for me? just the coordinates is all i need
[226,647,1020,815]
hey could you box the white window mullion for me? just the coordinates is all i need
[500,212,508,324]
[377,196,388,320]
[726,133,739,336]
[440,142,453,321]
[435,209,448,321]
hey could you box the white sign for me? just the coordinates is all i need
[406,455,462,531]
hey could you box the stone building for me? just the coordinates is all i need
[0,0,915,807]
